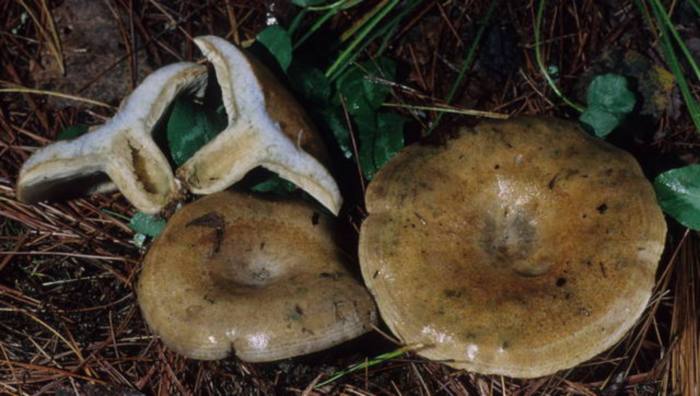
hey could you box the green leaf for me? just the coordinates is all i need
[374,112,406,164]
[166,95,222,166]
[257,25,293,72]
[57,124,89,140]
[336,57,396,114]
[579,107,622,137]
[654,164,700,230]
[358,111,406,180]
[250,175,297,195]
[128,212,166,237]
[586,74,636,113]
[288,64,331,102]
[579,74,636,137]
[361,58,396,108]
[319,107,353,159]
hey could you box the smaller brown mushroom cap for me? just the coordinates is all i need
[359,117,667,378]
[138,191,375,361]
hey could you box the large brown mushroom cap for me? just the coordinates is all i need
[359,117,666,378]
[138,191,375,361]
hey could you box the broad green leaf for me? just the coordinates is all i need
[250,175,297,195]
[57,124,89,140]
[373,112,406,165]
[579,74,636,137]
[361,58,396,108]
[257,25,293,72]
[288,64,331,102]
[654,164,700,230]
[166,95,222,166]
[336,67,371,116]
[336,57,396,114]
[320,107,353,159]
[129,212,166,237]
[358,111,405,180]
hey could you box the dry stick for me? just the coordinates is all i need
[616,229,691,387]
[0,87,114,109]
[15,310,93,377]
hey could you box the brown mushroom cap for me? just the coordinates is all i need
[359,117,666,378]
[138,191,376,361]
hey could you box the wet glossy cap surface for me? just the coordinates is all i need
[359,117,666,378]
[138,191,375,361]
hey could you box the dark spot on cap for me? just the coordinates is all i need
[596,203,608,214]
[556,277,567,287]
[494,164,500,170]
[311,212,320,225]
[372,270,379,279]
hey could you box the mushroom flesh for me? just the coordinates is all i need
[17,62,207,214]
[177,36,343,215]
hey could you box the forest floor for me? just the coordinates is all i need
[1,1,699,395]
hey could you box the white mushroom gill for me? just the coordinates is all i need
[17,62,208,214]
[176,36,343,215]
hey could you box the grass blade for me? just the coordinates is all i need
[535,0,584,112]
[637,0,700,132]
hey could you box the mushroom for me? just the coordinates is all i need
[176,36,343,215]
[359,117,666,378]
[137,191,376,361]
[17,62,207,214]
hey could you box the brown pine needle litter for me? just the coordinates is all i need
[1,1,699,395]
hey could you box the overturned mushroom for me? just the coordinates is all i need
[138,191,375,361]
[359,117,666,378]
[17,63,207,214]
[176,36,343,215]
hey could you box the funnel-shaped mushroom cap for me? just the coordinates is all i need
[16,63,207,214]
[359,117,666,378]
[138,191,375,361]
[176,36,343,215]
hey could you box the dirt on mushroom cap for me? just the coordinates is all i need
[137,191,376,362]
[359,116,667,378]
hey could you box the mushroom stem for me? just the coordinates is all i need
[17,62,208,214]
[176,36,343,215]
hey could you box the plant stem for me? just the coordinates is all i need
[425,0,499,135]
[534,0,584,112]
[637,0,700,132]
[325,0,400,79]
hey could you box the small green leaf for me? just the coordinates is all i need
[57,124,89,140]
[128,212,166,237]
[654,164,700,230]
[288,65,331,102]
[579,107,622,137]
[250,175,297,195]
[166,95,222,166]
[579,74,636,137]
[586,74,636,114]
[257,25,293,72]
